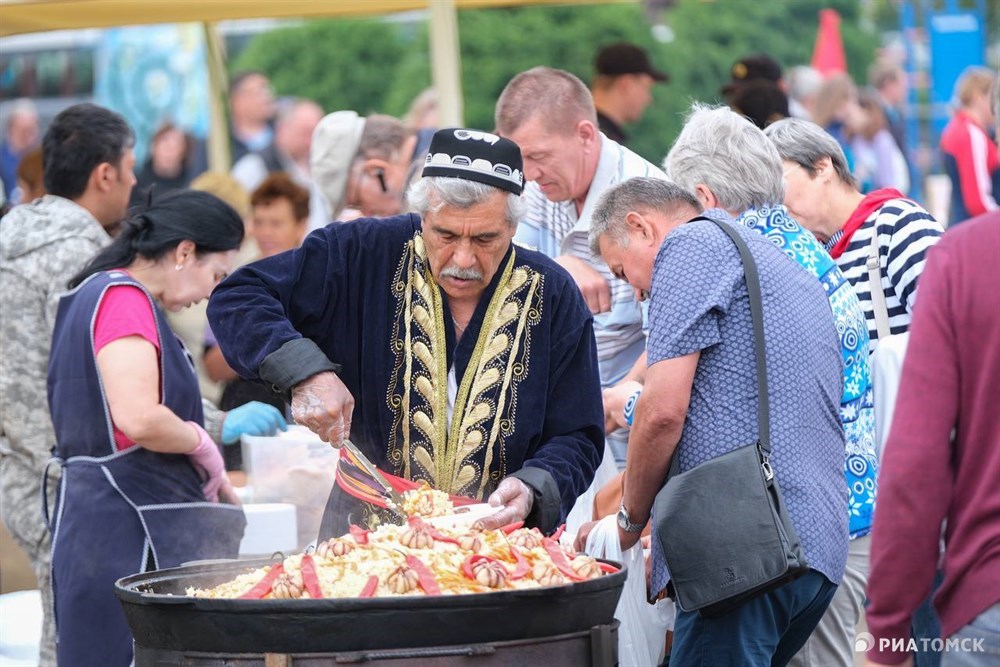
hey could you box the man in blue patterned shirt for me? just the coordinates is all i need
[591,176,848,665]
[665,105,875,667]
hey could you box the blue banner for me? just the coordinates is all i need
[95,25,209,165]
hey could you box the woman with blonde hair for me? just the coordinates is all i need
[940,66,998,224]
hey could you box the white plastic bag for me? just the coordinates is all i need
[564,444,619,538]
[585,516,672,667]
[870,332,909,459]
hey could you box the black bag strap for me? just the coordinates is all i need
[660,216,771,468]
[699,217,771,454]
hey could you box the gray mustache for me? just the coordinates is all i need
[441,266,484,281]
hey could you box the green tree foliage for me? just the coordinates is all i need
[635,0,876,161]
[233,18,418,116]
[234,0,879,163]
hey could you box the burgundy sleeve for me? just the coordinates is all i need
[866,239,958,664]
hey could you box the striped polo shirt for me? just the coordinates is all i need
[825,198,943,351]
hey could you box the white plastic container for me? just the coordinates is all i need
[0,589,41,666]
[239,503,298,557]
[241,426,338,549]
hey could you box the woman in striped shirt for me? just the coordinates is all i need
[765,118,943,350]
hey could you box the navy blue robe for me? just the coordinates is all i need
[208,214,603,536]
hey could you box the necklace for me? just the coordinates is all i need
[452,317,468,336]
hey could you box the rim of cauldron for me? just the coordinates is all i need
[115,556,627,610]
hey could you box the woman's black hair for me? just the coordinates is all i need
[69,189,244,289]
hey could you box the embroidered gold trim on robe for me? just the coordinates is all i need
[385,234,543,498]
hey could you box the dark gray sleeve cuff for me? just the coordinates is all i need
[510,466,561,535]
[258,338,342,394]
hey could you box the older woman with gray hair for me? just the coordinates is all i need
[764,117,942,350]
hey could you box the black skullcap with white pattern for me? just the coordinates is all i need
[422,128,524,195]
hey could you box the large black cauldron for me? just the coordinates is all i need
[115,557,625,658]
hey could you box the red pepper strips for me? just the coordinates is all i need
[542,538,585,581]
[349,524,370,545]
[238,563,285,599]
[405,554,441,595]
[359,575,379,598]
[407,516,461,545]
[500,521,524,534]
[300,555,324,599]
[507,544,531,580]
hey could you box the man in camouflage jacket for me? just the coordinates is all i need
[0,104,135,666]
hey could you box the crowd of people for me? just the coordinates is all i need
[0,38,997,667]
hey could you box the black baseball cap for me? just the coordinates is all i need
[721,53,783,94]
[595,43,670,83]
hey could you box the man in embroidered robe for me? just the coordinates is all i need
[208,129,604,538]
[494,67,665,467]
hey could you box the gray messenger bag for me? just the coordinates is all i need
[652,217,810,618]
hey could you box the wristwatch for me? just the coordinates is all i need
[617,502,645,533]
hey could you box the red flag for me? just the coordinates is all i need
[812,9,847,76]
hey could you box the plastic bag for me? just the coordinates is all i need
[585,515,672,667]
[870,332,909,459]
[564,445,619,538]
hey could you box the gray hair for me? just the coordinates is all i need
[4,98,37,131]
[663,104,784,212]
[407,176,526,226]
[358,114,412,161]
[764,117,857,188]
[589,177,702,255]
[788,66,823,103]
[275,98,322,128]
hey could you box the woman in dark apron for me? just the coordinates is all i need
[46,191,250,666]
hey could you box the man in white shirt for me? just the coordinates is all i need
[495,67,666,466]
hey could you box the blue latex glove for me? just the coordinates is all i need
[221,402,288,444]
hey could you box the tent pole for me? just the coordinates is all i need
[202,21,232,172]
[428,0,464,127]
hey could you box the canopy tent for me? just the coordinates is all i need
[0,0,630,37]
[0,0,632,168]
